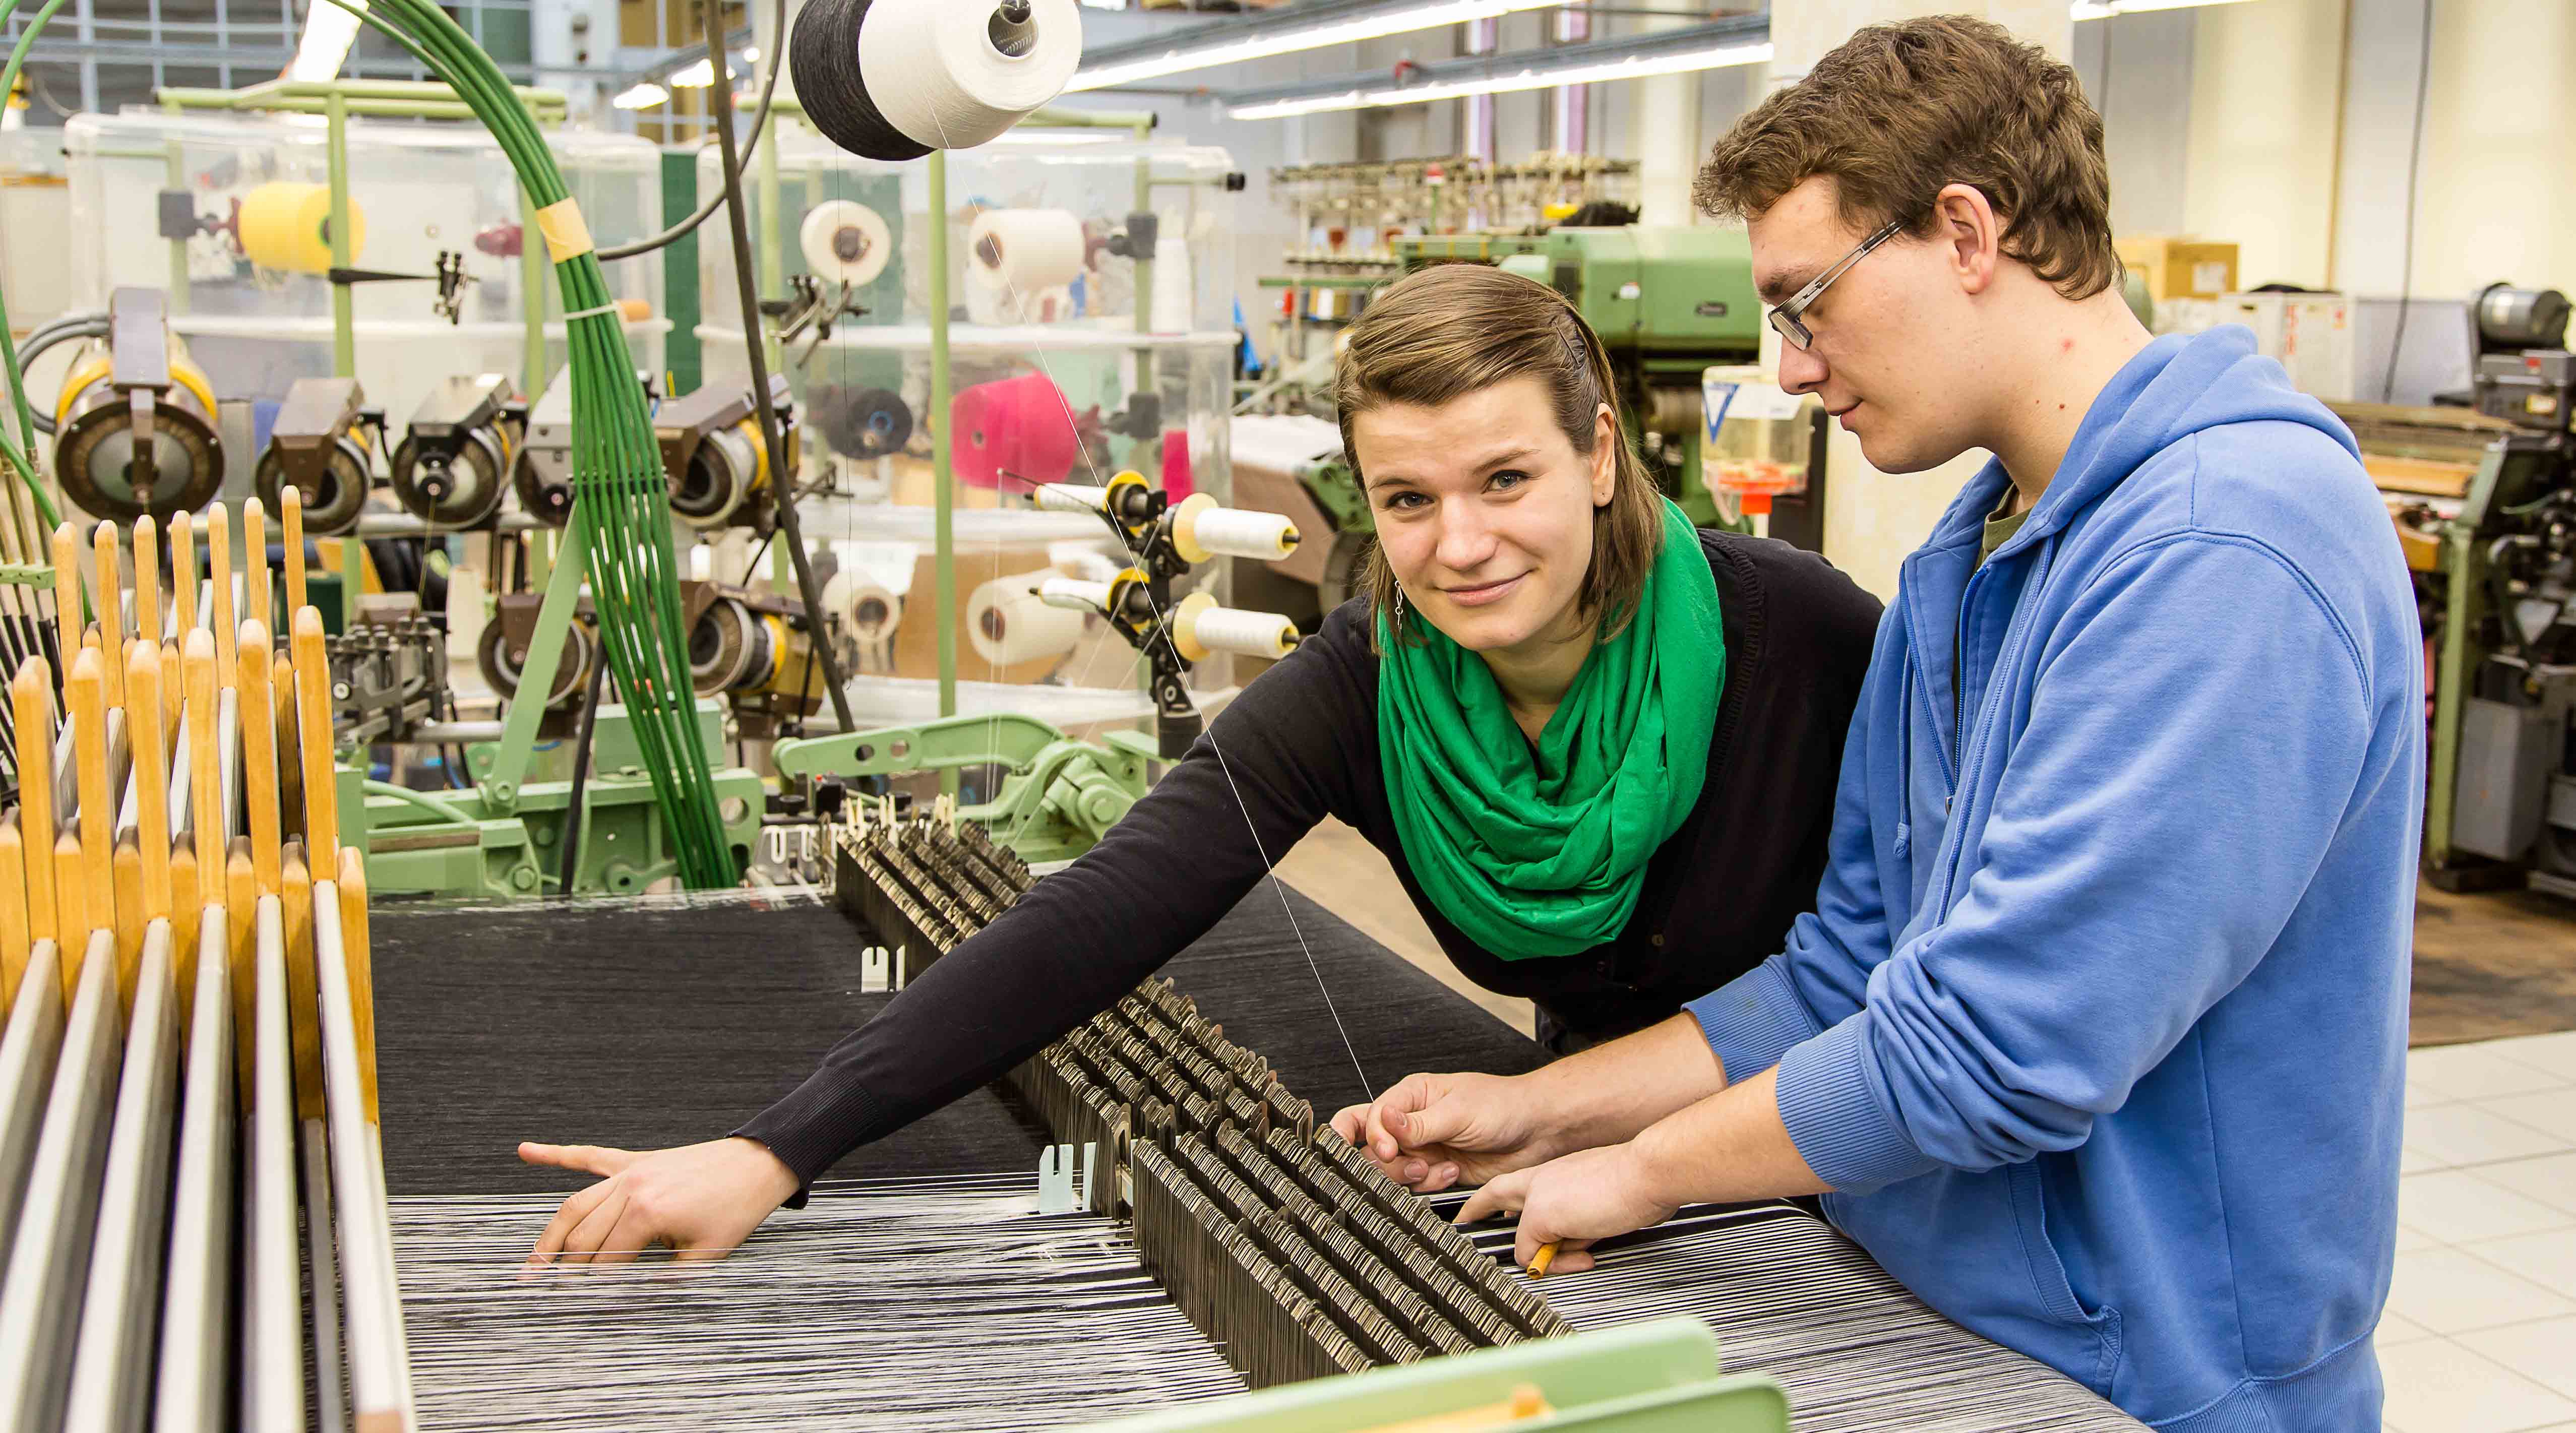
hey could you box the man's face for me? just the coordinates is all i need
[1750,175,1989,474]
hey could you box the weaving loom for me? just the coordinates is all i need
[0,493,405,1432]
[369,815,2148,1432]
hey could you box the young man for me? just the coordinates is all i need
[1335,17,2420,1430]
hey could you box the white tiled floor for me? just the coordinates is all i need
[2383,1030,2576,1433]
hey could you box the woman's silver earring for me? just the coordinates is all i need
[1392,586,1406,628]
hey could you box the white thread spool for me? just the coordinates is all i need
[966,209,1086,293]
[824,571,904,642]
[1037,577,1113,612]
[1170,492,1300,563]
[967,571,1086,667]
[1172,591,1298,662]
[1034,483,1111,515]
[800,201,893,286]
[855,0,1081,153]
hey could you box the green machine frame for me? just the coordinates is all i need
[1070,1318,1788,1433]
[2423,432,2568,883]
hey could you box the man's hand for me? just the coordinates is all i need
[1453,1144,1678,1276]
[519,1137,802,1268]
[1328,1071,1561,1193]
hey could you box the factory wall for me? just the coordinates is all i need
[2181,0,2347,289]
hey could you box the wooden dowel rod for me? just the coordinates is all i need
[226,839,254,1107]
[236,620,281,897]
[0,813,25,1018]
[282,841,323,1125]
[93,522,125,711]
[170,843,200,1045]
[15,657,58,947]
[182,631,222,883]
[280,487,308,618]
[207,505,235,679]
[242,498,271,641]
[52,523,82,672]
[128,642,171,922]
[133,515,161,651]
[292,609,339,868]
[112,834,142,1019]
[337,845,378,1127]
[53,830,85,1006]
[169,511,197,637]
[272,653,303,847]
[68,646,114,941]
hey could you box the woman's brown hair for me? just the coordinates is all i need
[1333,263,1665,650]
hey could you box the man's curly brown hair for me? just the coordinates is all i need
[1695,15,2119,300]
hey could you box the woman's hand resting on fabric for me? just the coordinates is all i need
[518,1137,802,1267]
[1329,1071,1565,1193]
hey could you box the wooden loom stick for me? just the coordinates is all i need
[242,497,271,640]
[0,813,24,1018]
[282,841,323,1126]
[207,503,236,677]
[113,835,142,1019]
[53,830,84,1007]
[128,642,173,1018]
[15,657,57,949]
[273,653,303,846]
[237,620,282,897]
[93,521,125,711]
[133,515,161,652]
[170,843,199,1042]
[67,646,113,1002]
[169,510,196,636]
[337,845,378,1127]
[227,839,255,1107]
[182,630,224,885]
[51,522,82,665]
[280,486,308,618]
[293,608,340,867]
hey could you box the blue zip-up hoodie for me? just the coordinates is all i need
[1685,328,2421,1430]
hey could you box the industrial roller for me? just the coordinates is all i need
[389,373,523,528]
[658,376,796,530]
[511,368,579,527]
[49,288,226,524]
[254,376,379,536]
[684,582,822,736]
[475,593,598,717]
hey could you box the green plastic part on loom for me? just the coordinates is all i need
[1066,1318,1788,1433]
[323,0,734,886]
[773,714,1154,865]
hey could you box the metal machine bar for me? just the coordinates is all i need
[0,941,64,1274]
[153,904,233,1433]
[63,920,178,1433]
[929,150,956,724]
[478,518,590,812]
[314,883,410,1430]
[244,895,302,1430]
[329,93,356,382]
[0,931,123,1433]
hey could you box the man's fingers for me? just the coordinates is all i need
[1328,1105,1368,1146]
[1545,1245,1597,1276]
[558,1189,629,1266]
[528,1177,616,1265]
[1415,1162,1462,1194]
[1455,1170,1527,1225]
[518,1142,638,1177]
[1365,1074,1441,1161]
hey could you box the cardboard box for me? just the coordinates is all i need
[2211,291,2356,401]
[2116,235,2241,301]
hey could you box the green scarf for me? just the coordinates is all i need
[1378,499,1725,960]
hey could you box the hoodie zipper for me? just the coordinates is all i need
[1931,539,2057,914]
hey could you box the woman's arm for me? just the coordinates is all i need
[522,603,1382,1264]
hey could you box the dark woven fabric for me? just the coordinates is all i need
[374,884,1542,1197]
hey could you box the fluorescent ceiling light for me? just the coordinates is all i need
[1070,0,1560,92]
[287,0,367,83]
[980,129,1128,146]
[1228,39,1769,118]
[2071,0,2256,16]
[668,56,716,87]
[612,81,670,109]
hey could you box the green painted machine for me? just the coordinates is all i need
[1070,1318,1788,1433]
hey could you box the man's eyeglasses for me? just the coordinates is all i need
[1767,217,1908,351]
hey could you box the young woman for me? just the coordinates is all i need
[518,263,1884,1265]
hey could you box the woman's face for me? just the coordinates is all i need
[1353,376,1618,655]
